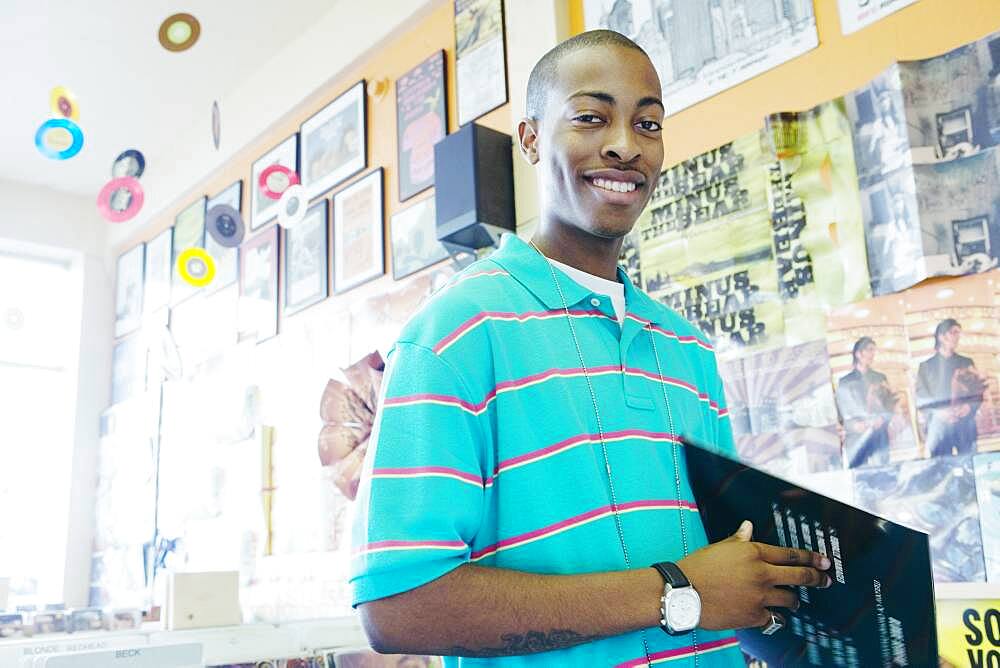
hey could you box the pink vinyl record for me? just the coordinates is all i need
[258,164,299,200]
[97,176,144,223]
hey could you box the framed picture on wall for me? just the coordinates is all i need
[114,243,145,338]
[391,196,448,280]
[396,51,447,202]
[238,224,280,343]
[143,228,172,315]
[171,196,207,306]
[250,134,299,232]
[110,333,145,406]
[333,168,384,294]
[454,0,508,126]
[300,81,367,201]
[283,200,329,316]
[204,180,242,295]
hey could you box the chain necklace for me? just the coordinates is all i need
[530,240,699,667]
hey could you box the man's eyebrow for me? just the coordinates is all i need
[566,91,665,111]
[637,96,665,111]
[567,91,615,105]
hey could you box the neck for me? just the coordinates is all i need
[531,222,624,282]
[855,362,870,373]
[938,347,954,358]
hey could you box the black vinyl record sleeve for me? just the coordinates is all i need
[684,439,938,667]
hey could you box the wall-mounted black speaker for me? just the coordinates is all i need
[433,123,515,254]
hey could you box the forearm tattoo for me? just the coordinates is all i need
[448,629,603,657]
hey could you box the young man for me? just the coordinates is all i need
[351,31,831,666]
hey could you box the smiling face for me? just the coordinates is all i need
[519,43,665,241]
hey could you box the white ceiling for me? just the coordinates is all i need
[0,0,437,248]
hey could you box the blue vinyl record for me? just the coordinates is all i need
[34,118,84,160]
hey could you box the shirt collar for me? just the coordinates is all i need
[488,233,668,324]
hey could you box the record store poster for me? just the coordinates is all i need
[718,340,841,479]
[639,129,785,357]
[904,273,1000,457]
[827,294,921,468]
[846,30,1000,295]
[936,597,1000,667]
[636,101,870,357]
[584,0,819,115]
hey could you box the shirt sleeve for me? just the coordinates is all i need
[350,341,489,607]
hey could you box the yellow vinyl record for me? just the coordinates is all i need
[177,248,216,287]
[50,86,80,121]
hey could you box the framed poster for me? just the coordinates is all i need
[114,243,145,338]
[143,228,172,315]
[171,196,207,305]
[283,200,329,316]
[396,51,447,202]
[238,224,280,343]
[300,81,367,200]
[204,180,242,294]
[455,0,508,126]
[110,333,145,406]
[391,196,448,280]
[333,168,384,293]
[250,134,299,231]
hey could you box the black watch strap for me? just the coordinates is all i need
[651,561,690,588]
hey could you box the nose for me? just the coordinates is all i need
[602,118,640,164]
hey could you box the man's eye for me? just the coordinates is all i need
[573,114,603,124]
[637,120,662,132]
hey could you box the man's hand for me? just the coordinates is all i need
[677,521,831,631]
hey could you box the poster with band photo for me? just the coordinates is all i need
[283,199,329,316]
[250,134,299,231]
[171,196,207,306]
[300,81,367,200]
[114,243,144,339]
[333,168,384,294]
[396,51,447,201]
[204,180,242,295]
[454,0,508,126]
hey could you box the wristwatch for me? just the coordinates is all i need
[651,561,701,635]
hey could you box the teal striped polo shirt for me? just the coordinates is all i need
[351,233,744,667]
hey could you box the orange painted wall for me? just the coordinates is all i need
[121,0,510,317]
[570,0,1000,166]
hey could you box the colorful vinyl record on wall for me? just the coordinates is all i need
[158,13,200,52]
[206,204,244,247]
[97,176,144,223]
[34,118,84,160]
[211,100,221,150]
[258,164,299,201]
[176,247,216,287]
[49,86,80,121]
[276,184,307,229]
[111,149,146,179]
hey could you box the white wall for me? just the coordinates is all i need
[0,178,112,608]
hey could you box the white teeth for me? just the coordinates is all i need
[592,178,637,193]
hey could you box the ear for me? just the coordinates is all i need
[517,118,540,165]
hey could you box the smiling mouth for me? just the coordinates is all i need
[589,177,640,193]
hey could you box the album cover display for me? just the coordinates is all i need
[686,441,938,667]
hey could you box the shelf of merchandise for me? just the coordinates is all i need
[0,615,368,665]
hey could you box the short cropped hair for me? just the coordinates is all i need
[525,29,651,120]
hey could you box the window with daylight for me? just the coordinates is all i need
[0,247,82,608]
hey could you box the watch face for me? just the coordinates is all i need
[667,588,702,631]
